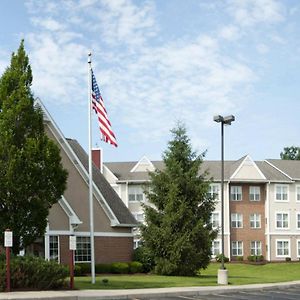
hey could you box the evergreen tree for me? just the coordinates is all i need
[280,146,300,160]
[141,124,217,276]
[0,40,68,254]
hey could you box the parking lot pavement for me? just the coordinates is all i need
[132,285,300,300]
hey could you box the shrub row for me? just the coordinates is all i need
[247,255,264,262]
[74,261,143,276]
[0,256,68,291]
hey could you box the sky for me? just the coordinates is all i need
[1,0,300,163]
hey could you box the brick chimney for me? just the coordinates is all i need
[92,148,103,173]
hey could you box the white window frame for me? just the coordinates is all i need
[133,212,145,223]
[209,184,221,201]
[128,185,145,202]
[211,239,221,257]
[231,213,243,228]
[75,236,91,263]
[230,186,242,201]
[296,185,300,202]
[211,212,220,229]
[275,184,289,202]
[49,235,60,263]
[232,241,243,256]
[250,241,262,256]
[297,212,300,230]
[275,212,290,229]
[297,240,300,258]
[249,186,260,201]
[250,213,261,229]
[134,238,141,250]
[276,239,290,257]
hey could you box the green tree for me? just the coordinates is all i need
[141,124,217,276]
[280,146,300,160]
[0,40,68,254]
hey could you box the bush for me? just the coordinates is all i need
[128,261,143,274]
[95,263,112,274]
[285,257,291,262]
[76,263,90,275]
[74,264,82,276]
[247,255,264,262]
[215,254,229,263]
[111,262,129,274]
[237,256,244,261]
[0,256,68,291]
[133,247,155,273]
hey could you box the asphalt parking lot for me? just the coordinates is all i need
[131,285,300,299]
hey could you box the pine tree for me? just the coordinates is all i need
[0,40,68,254]
[141,124,217,276]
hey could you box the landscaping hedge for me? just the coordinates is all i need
[0,256,68,291]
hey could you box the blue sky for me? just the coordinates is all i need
[1,0,300,162]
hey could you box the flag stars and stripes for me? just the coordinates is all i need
[91,69,117,147]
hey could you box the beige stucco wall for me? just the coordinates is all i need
[45,124,131,234]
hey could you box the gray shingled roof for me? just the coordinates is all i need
[104,157,296,183]
[266,159,300,180]
[67,139,137,226]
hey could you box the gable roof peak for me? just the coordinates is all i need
[130,155,155,173]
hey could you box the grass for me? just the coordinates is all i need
[74,262,300,290]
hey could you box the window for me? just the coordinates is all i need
[297,186,300,202]
[230,186,242,201]
[128,185,144,202]
[231,213,243,228]
[75,237,91,262]
[49,236,59,262]
[297,240,300,257]
[250,241,262,256]
[275,185,288,201]
[276,213,289,229]
[133,213,145,223]
[134,239,141,249]
[297,213,300,229]
[212,240,221,257]
[211,212,220,228]
[249,186,260,201]
[208,184,220,201]
[250,213,261,228]
[232,241,243,256]
[276,240,290,257]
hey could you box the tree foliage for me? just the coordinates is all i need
[141,124,217,276]
[280,146,300,160]
[0,40,68,254]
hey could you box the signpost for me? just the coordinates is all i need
[69,235,76,289]
[4,229,12,292]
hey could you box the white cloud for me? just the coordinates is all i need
[219,25,240,41]
[227,0,285,27]
[24,0,257,145]
[256,43,269,54]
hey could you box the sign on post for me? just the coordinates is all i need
[4,231,12,248]
[69,235,77,250]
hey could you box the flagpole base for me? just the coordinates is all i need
[217,269,228,285]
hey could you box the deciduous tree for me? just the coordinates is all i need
[0,40,68,254]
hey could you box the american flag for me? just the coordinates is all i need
[91,69,117,147]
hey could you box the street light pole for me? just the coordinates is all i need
[214,115,235,284]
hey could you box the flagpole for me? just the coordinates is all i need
[88,52,96,284]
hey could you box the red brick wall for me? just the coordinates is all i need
[59,235,133,265]
[229,184,266,260]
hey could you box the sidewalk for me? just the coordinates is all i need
[0,281,300,300]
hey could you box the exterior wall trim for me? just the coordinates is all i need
[46,230,134,237]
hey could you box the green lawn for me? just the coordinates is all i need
[74,262,300,290]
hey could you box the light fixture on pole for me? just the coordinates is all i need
[214,114,235,285]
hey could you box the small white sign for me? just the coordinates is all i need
[69,236,77,250]
[4,231,13,248]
